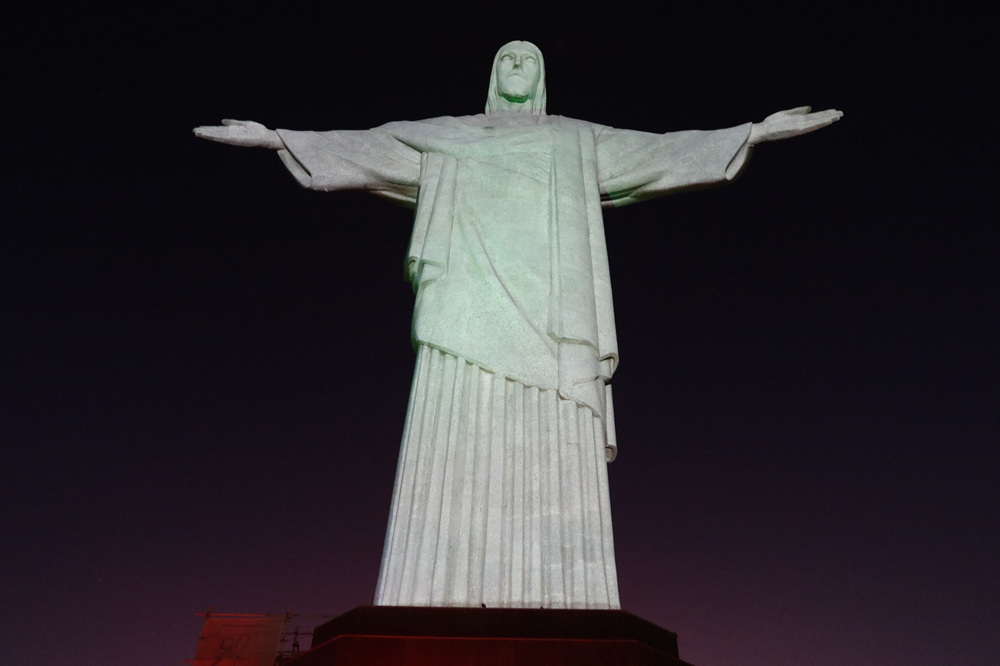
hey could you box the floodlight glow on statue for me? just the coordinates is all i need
[195,40,842,610]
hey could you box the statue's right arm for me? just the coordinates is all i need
[194,120,422,204]
[193,119,284,149]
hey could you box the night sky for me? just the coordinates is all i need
[4,4,997,665]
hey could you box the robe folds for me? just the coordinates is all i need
[276,113,751,608]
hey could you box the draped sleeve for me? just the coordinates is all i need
[275,126,423,207]
[595,123,753,208]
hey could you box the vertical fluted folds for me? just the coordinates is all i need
[375,345,620,609]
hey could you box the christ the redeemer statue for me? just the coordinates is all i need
[195,40,841,611]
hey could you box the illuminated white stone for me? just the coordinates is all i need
[194,40,842,610]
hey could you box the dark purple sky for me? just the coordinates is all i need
[4,4,997,665]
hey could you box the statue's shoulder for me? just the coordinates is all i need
[409,114,599,129]
[556,115,609,132]
[380,115,484,129]
[376,115,606,139]
[548,115,589,126]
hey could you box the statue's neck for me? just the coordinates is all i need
[480,112,546,127]
[493,96,534,113]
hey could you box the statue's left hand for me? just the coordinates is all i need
[193,119,283,149]
[748,106,843,145]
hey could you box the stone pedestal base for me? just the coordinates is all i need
[285,606,696,665]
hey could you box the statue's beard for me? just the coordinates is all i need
[499,75,534,102]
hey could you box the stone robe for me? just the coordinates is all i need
[276,113,751,608]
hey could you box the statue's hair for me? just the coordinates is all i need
[486,40,547,115]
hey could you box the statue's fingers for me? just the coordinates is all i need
[193,126,246,144]
[806,109,843,126]
[193,126,226,139]
[805,119,834,132]
[796,113,842,134]
[764,106,811,121]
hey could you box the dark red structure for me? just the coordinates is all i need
[285,606,697,665]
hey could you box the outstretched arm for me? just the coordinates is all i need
[748,106,843,145]
[193,119,284,149]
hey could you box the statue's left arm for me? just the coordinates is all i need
[748,106,843,145]
[595,122,754,207]
[595,106,841,208]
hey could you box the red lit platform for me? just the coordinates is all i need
[285,606,697,665]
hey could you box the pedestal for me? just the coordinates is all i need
[285,606,697,665]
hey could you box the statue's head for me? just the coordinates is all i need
[486,40,546,115]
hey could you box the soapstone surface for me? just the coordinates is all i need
[194,39,841,610]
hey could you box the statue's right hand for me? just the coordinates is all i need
[193,119,283,149]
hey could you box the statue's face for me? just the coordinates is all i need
[495,42,541,103]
